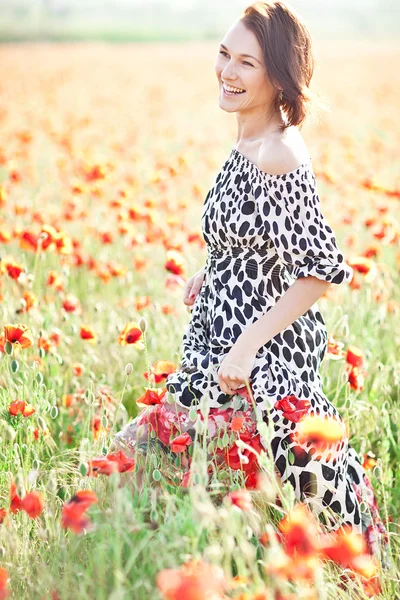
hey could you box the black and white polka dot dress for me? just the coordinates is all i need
[165,147,388,550]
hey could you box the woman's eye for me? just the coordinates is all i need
[219,51,253,66]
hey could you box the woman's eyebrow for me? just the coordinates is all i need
[219,43,262,64]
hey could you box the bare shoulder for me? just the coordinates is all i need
[258,129,310,176]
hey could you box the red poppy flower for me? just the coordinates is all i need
[9,481,44,518]
[107,450,136,473]
[274,396,311,423]
[20,491,45,519]
[230,416,245,432]
[0,566,10,599]
[61,490,98,534]
[170,432,192,453]
[319,525,366,566]
[80,325,97,344]
[346,345,364,368]
[144,360,176,383]
[347,366,365,392]
[118,322,144,348]
[165,250,184,276]
[9,482,23,514]
[136,387,167,407]
[5,260,24,280]
[3,324,34,349]
[218,431,263,477]
[278,503,321,558]
[362,452,377,470]
[156,559,227,600]
[9,399,26,416]
[87,458,119,477]
[62,293,81,314]
[88,450,135,476]
[227,489,253,511]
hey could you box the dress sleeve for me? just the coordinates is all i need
[255,165,354,285]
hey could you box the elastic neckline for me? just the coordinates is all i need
[230,147,312,180]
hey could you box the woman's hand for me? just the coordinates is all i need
[183,266,205,306]
[217,343,257,395]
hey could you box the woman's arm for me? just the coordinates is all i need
[236,276,331,354]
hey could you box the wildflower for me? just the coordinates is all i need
[4,260,24,281]
[266,551,319,583]
[165,250,184,276]
[91,415,107,440]
[136,387,167,407]
[46,270,64,291]
[9,481,44,518]
[318,525,366,566]
[230,416,245,432]
[106,450,135,473]
[274,396,311,423]
[16,291,39,314]
[279,503,321,558]
[170,432,192,453]
[87,450,135,477]
[80,325,97,344]
[61,490,98,534]
[72,362,84,376]
[347,367,365,392]
[3,324,33,349]
[362,452,378,470]
[292,415,344,449]
[117,322,144,349]
[33,427,49,440]
[144,360,176,383]
[156,558,227,600]
[62,293,81,314]
[218,431,263,477]
[227,489,253,511]
[8,399,35,417]
[346,345,364,368]
[326,336,345,359]
[87,458,118,477]
[18,491,45,519]
[0,566,10,599]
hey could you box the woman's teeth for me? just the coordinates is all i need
[222,84,246,96]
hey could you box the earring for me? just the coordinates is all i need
[279,89,283,102]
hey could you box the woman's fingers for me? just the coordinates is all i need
[183,274,204,305]
[183,280,195,304]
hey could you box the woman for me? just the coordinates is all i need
[111,1,388,564]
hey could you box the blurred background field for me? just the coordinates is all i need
[0,0,399,42]
[0,0,399,598]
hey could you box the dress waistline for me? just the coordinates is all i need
[206,245,284,277]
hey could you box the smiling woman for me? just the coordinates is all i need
[215,0,319,135]
[112,0,390,570]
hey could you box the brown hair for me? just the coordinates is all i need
[240,0,325,132]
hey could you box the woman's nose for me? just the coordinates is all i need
[222,67,237,81]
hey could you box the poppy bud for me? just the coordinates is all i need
[373,465,382,479]
[125,363,133,376]
[138,317,147,333]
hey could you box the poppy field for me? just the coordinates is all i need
[0,41,399,599]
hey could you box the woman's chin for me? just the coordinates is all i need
[218,98,237,112]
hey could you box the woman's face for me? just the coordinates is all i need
[215,20,277,115]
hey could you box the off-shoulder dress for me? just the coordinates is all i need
[114,147,389,563]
